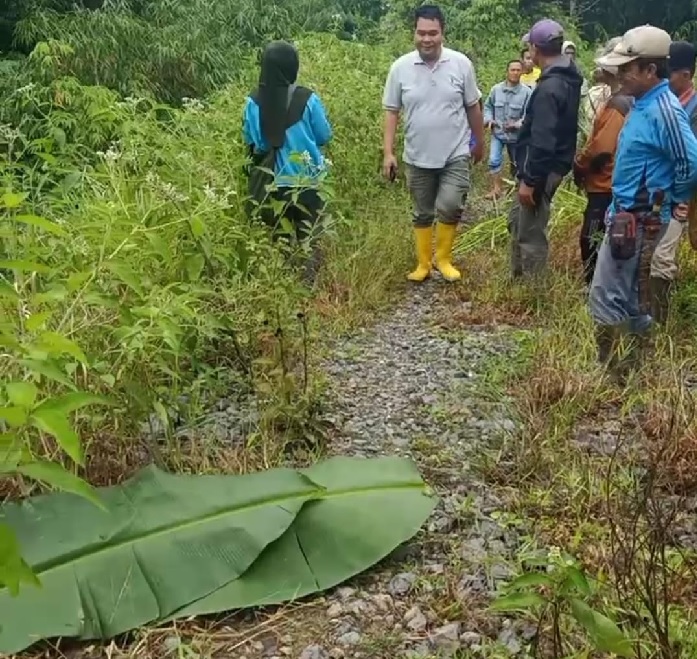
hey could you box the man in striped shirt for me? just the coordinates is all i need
[589,27,697,378]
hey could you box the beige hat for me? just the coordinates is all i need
[596,25,671,67]
[596,36,622,74]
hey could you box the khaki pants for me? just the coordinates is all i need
[650,217,685,281]
[406,157,471,227]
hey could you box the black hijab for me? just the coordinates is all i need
[256,41,300,149]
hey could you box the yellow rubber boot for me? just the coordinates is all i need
[407,225,433,282]
[434,221,461,282]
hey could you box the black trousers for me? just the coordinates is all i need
[268,188,324,243]
[580,192,612,285]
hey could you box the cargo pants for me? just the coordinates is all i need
[508,173,563,278]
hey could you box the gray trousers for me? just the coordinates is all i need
[405,157,471,227]
[508,173,563,277]
[589,223,668,332]
[650,217,685,281]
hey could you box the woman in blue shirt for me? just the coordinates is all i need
[243,40,333,282]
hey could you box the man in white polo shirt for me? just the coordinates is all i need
[382,4,484,283]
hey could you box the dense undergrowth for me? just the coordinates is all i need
[0,31,417,496]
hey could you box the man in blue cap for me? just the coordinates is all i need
[509,18,583,279]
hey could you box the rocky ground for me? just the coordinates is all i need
[89,260,697,659]
[218,278,536,659]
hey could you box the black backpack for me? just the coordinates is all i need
[245,85,313,226]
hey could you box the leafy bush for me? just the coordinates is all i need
[0,30,410,493]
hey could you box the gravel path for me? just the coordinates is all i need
[252,280,533,659]
[145,279,532,658]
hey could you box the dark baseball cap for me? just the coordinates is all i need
[522,19,564,47]
[669,41,696,72]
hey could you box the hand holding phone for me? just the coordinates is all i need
[383,154,398,181]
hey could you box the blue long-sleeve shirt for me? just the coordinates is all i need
[242,91,332,188]
[610,79,697,222]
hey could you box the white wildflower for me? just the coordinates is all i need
[182,97,205,112]
[144,170,188,203]
[0,123,20,142]
[203,183,217,203]
[161,181,188,203]
[98,141,122,163]
[72,236,90,256]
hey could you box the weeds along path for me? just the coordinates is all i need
[147,279,531,659]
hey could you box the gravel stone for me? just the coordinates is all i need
[300,646,329,659]
[372,593,394,612]
[404,605,428,632]
[387,572,416,597]
[491,561,515,582]
[461,536,487,563]
[336,631,362,646]
[326,602,343,618]
[346,599,368,615]
[460,631,482,646]
[176,282,526,652]
[406,642,432,657]
[430,622,462,654]
[457,570,489,597]
[498,624,522,654]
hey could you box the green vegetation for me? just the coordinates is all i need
[0,456,435,653]
[2,0,697,657]
[457,189,697,657]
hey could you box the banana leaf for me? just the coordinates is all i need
[172,455,437,617]
[0,465,321,654]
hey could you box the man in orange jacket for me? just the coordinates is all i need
[573,38,632,285]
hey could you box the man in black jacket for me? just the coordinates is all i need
[509,19,583,279]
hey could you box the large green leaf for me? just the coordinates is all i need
[0,465,321,654]
[570,598,635,657]
[172,456,437,617]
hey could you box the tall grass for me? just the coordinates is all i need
[0,33,411,491]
